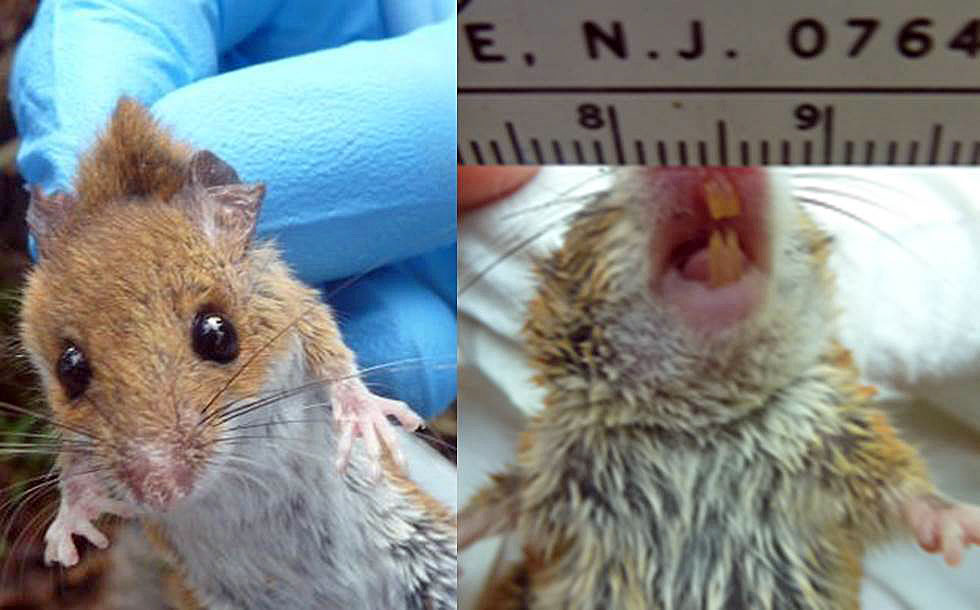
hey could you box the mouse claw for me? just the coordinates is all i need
[332,379,422,476]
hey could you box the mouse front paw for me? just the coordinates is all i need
[44,494,133,567]
[904,493,980,566]
[332,378,423,478]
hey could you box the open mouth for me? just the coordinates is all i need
[645,168,771,332]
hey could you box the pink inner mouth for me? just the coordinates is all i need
[643,168,771,333]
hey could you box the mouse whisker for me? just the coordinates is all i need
[792,185,908,218]
[460,209,586,296]
[9,500,57,586]
[459,179,623,296]
[795,197,915,258]
[199,225,455,420]
[219,417,334,434]
[496,168,616,222]
[213,435,335,464]
[198,301,323,418]
[0,400,103,442]
[0,477,60,531]
[205,356,451,427]
[0,476,59,576]
[205,457,276,498]
[81,393,125,439]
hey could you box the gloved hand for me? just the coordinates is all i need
[10,0,456,418]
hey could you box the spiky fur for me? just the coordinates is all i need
[466,169,935,609]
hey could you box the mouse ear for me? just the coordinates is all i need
[179,150,265,256]
[200,182,266,247]
[27,187,77,258]
[188,150,241,188]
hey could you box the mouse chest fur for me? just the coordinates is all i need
[143,348,455,610]
[514,390,865,610]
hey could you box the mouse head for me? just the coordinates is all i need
[19,101,298,512]
[524,168,837,428]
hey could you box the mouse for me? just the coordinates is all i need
[459,167,980,610]
[18,98,457,609]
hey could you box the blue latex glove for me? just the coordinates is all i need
[10,0,456,418]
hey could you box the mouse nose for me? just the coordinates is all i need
[119,444,195,511]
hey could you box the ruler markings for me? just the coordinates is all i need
[951,141,962,164]
[657,141,668,165]
[530,138,544,163]
[973,142,980,164]
[593,140,605,163]
[907,141,919,165]
[634,140,647,164]
[490,140,503,163]
[697,141,708,165]
[928,124,943,164]
[469,141,485,164]
[716,121,728,165]
[760,140,770,165]
[573,140,585,163]
[677,141,689,166]
[844,141,854,165]
[803,141,813,165]
[822,105,834,164]
[607,105,626,164]
[886,141,897,165]
[457,148,465,165]
[781,140,790,165]
[552,140,565,164]
[864,141,875,164]
[739,141,749,165]
[505,122,524,164]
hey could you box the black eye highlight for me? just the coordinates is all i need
[192,311,239,363]
[57,342,91,400]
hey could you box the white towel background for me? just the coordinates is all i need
[458,167,980,610]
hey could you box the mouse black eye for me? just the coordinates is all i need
[57,343,91,400]
[192,312,239,363]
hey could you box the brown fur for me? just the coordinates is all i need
[21,98,455,609]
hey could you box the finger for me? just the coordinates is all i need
[362,423,382,481]
[77,521,109,549]
[335,424,354,472]
[373,411,403,466]
[152,18,457,284]
[322,268,456,419]
[384,399,423,430]
[458,166,540,211]
[58,537,78,567]
[941,518,965,566]
[957,505,980,545]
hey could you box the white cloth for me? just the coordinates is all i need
[458,167,980,610]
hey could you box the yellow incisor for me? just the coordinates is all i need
[707,227,743,288]
[705,175,741,220]
[705,176,744,288]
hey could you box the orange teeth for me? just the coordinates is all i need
[704,175,744,287]
[705,175,741,220]
[708,227,743,287]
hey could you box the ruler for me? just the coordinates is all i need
[458,0,980,165]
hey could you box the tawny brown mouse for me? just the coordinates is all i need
[19,98,456,609]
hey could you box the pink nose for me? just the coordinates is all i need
[120,452,194,511]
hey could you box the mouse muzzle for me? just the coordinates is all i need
[118,442,198,511]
